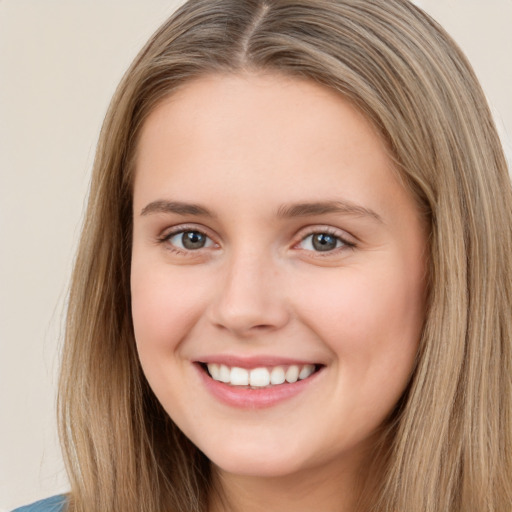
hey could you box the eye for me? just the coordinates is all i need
[298,232,348,252]
[166,230,215,251]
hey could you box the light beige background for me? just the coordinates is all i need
[1,1,511,509]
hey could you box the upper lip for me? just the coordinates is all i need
[195,354,322,369]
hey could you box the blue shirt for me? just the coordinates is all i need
[11,495,67,512]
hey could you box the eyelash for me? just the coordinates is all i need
[157,225,356,256]
[295,227,356,255]
[157,225,217,256]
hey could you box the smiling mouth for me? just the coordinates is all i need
[199,362,323,388]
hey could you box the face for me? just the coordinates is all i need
[131,73,427,481]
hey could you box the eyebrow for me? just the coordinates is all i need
[140,200,215,217]
[276,200,383,223]
[140,199,383,223]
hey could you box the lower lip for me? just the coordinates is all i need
[194,363,323,409]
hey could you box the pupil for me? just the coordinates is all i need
[182,231,206,249]
[312,233,337,251]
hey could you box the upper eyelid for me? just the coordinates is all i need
[293,225,356,244]
[294,235,353,253]
[160,223,215,240]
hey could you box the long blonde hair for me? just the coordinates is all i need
[58,1,512,510]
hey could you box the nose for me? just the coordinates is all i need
[207,249,290,337]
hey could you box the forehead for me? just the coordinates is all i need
[133,73,402,209]
[136,72,389,157]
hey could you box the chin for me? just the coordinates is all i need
[203,439,308,478]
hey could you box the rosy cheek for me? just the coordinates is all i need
[296,265,421,357]
[131,268,209,352]
[131,271,173,345]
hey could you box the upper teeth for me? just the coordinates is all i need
[206,363,316,387]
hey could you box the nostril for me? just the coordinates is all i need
[253,324,274,330]
[211,320,281,336]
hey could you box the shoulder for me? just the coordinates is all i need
[11,495,67,512]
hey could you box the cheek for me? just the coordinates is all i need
[304,268,424,435]
[130,265,214,419]
[295,261,425,386]
[130,264,208,358]
[303,268,423,336]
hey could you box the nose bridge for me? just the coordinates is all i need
[209,244,289,336]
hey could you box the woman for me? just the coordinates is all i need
[15,0,512,510]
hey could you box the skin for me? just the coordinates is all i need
[131,73,428,511]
